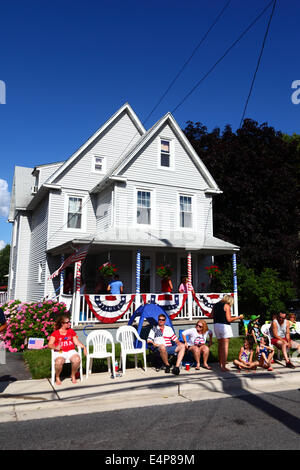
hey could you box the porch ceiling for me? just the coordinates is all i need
[46,231,239,257]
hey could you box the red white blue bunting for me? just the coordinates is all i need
[141,293,188,319]
[85,294,135,324]
[192,292,227,318]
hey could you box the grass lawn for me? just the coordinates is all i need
[24,337,245,380]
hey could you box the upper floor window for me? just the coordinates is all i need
[67,196,83,229]
[92,155,106,173]
[137,190,151,225]
[159,139,174,169]
[179,195,192,228]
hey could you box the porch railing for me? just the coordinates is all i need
[62,292,235,326]
[0,291,8,305]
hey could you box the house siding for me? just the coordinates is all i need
[119,122,208,189]
[27,198,49,301]
[52,111,142,191]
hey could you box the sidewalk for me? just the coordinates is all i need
[1,358,300,423]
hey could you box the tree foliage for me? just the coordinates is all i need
[0,244,10,288]
[184,119,300,289]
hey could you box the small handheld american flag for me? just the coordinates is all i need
[28,338,45,350]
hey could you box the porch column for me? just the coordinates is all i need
[135,249,141,309]
[187,252,193,321]
[232,253,239,316]
[59,254,64,297]
[71,260,81,327]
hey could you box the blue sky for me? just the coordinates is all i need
[0,0,299,248]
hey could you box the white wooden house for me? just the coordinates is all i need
[8,103,239,325]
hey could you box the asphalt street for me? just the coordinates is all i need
[1,389,299,451]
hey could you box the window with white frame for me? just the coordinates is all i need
[179,195,193,228]
[137,190,151,225]
[67,196,83,229]
[160,139,173,168]
[93,155,106,173]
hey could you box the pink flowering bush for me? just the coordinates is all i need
[0,299,68,352]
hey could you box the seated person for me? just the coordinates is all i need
[288,313,300,340]
[181,320,213,370]
[48,314,87,385]
[233,338,258,371]
[147,313,185,376]
[256,336,274,371]
[270,311,300,369]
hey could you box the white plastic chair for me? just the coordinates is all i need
[51,347,83,386]
[86,330,115,379]
[116,325,147,375]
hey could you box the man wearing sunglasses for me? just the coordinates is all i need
[147,313,185,375]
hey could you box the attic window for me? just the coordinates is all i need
[93,156,106,173]
[160,140,170,167]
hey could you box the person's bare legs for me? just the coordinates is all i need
[158,345,170,367]
[218,338,230,371]
[70,353,81,384]
[55,357,65,385]
[175,343,185,367]
[189,346,201,368]
[199,345,211,369]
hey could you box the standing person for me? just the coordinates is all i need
[161,276,173,293]
[178,277,194,294]
[233,338,258,371]
[48,314,87,385]
[107,274,123,294]
[270,311,300,369]
[182,320,213,370]
[147,313,185,375]
[212,295,244,372]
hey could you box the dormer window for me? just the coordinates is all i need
[159,139,174,169]
[92,155,106,173]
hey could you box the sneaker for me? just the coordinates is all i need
[286,361,295,369]
[172,366,180,376]
[165,365,171,373]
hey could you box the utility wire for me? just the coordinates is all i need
[171,0,275,114]
[142,0,231,126]
[239,0,277,127]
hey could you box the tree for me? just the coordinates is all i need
[218,263,296,321]
[184,119,300,290]
[0,244,10,289]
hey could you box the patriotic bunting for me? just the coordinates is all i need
[192,292,228,318]
[141,293,188,319]
[84,294,135,324]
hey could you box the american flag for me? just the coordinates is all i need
[28,338,44,349]
[48,242,92,280]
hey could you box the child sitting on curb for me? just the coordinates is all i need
[256,336,274,371]
[233,338,258,372]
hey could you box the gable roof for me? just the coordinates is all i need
[91,111,222,194]
[45,103,146,185]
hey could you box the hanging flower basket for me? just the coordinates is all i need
[99,262,117,279]
[205,265,221,278]
[156,264,173,279]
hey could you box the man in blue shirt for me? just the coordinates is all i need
[107,275,123,294]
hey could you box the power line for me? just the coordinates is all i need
[239,0,277,127]
[171,0,275,114]
[142,0,231,126]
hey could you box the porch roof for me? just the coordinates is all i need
[47,229,239,256]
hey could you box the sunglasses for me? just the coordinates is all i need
[63,321,71,324]
[158,318,166,321]
[196,325,203,328]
